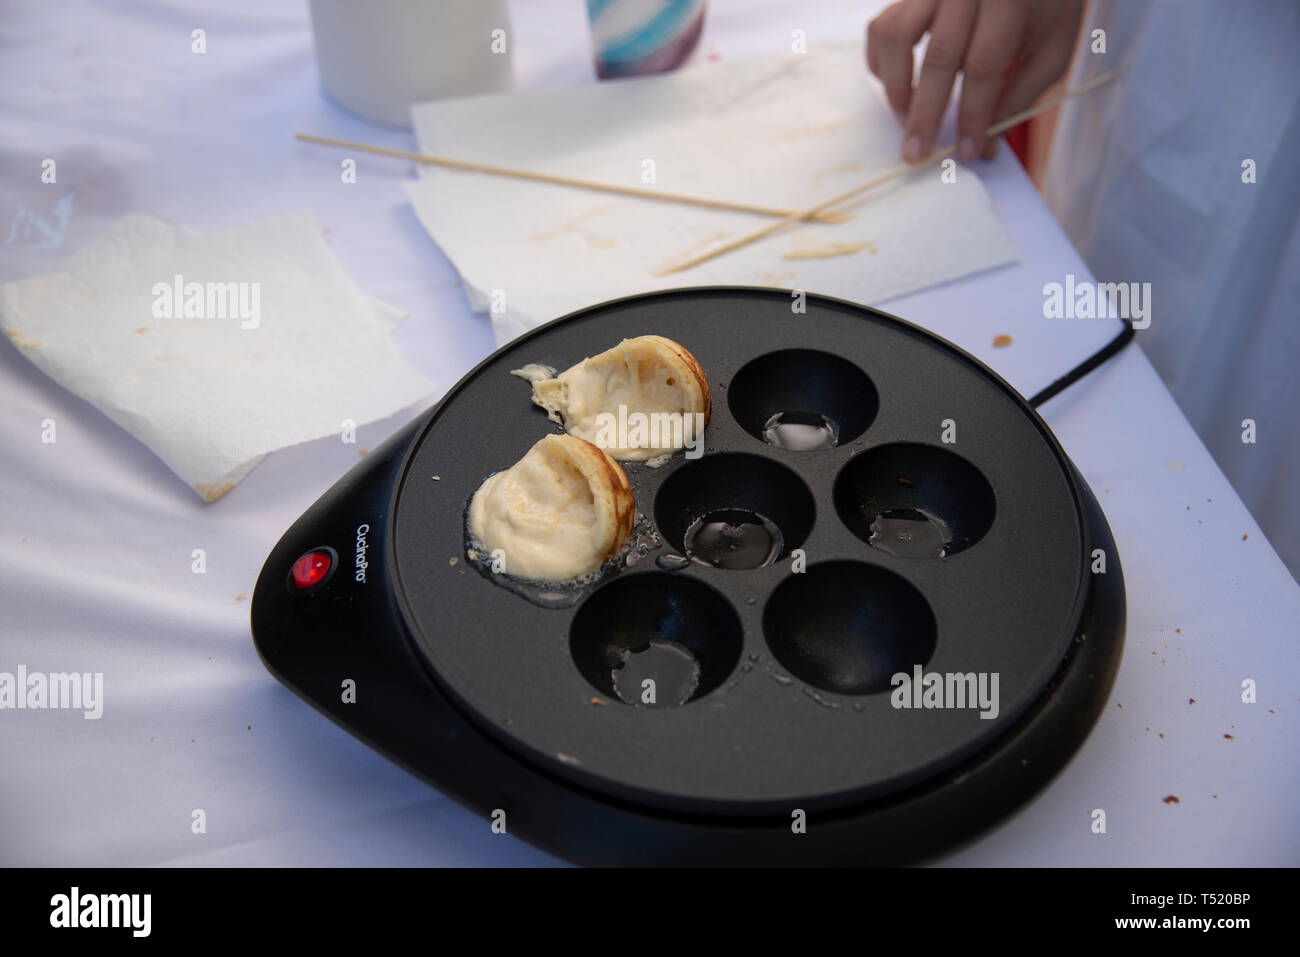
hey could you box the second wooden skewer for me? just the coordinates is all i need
[294,132,852,224]
[654,70,1120,275]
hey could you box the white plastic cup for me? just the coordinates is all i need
[308,0,515,128]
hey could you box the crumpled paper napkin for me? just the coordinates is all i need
[1,210,435,501]
[405,42,1019,344]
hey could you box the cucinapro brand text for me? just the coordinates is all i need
[355,523,370,583]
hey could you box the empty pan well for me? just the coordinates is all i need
[834,443,995,559]
[728,349,878,450]
[764,561,937,695]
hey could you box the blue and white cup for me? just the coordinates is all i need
[585,0,708,79]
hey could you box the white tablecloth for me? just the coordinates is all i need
[1,0,1296,866]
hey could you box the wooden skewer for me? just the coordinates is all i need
[294,132,852,224]
[654,70,1120,276]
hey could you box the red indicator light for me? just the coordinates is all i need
[291,551,332,590]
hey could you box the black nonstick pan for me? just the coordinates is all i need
[251,286,1125,865]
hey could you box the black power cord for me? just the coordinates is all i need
[1027,317,1136,408]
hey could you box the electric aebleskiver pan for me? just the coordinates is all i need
[250,287,1126,865]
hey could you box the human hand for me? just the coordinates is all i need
[866,0,1084,162]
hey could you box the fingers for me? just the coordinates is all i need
[867,0,1078,164]
[902,0,978,161]
[989,35,1073,127]
[988,0,1082,125]
[956,0,1030,159]
[866,0,937,119]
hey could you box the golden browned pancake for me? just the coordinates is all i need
[523,336,710,461]
[467,434,636,581]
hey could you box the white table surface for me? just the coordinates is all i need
[1,0,1295,867]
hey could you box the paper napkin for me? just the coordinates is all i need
[405,42,1019,344]
[1,210,435,501]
